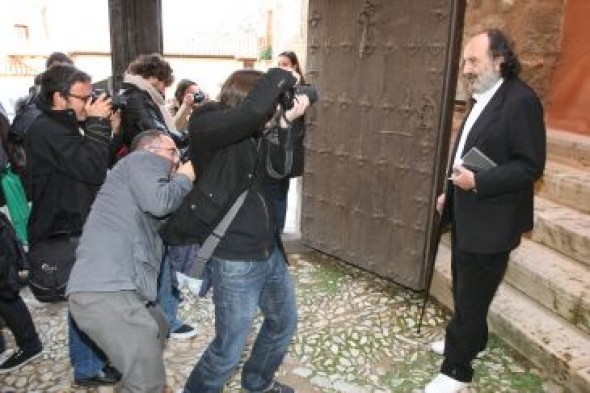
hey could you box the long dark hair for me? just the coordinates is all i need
[218,69,263,109]
[174,79,197,104]
[484,28,521,78]
[278,51,306,84]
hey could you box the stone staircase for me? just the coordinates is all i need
[430,129,590,392]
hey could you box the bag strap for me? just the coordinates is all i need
[186,189,249,278]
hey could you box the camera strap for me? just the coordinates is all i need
[186,188,249,279]
[186,137,263,278]
[264,109,293,179]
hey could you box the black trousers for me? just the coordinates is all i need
[0,293,42,354]
[441,238,509,382]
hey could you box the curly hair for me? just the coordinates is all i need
[126,53,175,87]
[484,28,521,78]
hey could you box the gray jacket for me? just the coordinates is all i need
[66,150,193,302]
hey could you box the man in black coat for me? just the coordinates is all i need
[425,29,546,392]
[24,64,121,386]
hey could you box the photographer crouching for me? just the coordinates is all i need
[160,67,313,393]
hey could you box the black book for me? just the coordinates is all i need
[462,147,497,172]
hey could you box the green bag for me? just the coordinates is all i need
[0,164,29,245]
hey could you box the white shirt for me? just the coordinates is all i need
[453,78,504,167]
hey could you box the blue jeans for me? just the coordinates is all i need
[183,246,297,393]
[68,312,106,380]
[158,254,183,332]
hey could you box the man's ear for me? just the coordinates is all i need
[52,91,67,110]
[493,56,505,74]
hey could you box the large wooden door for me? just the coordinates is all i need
[302,0,465,290]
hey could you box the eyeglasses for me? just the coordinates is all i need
[67,93,92,102]
[148,146,180,159]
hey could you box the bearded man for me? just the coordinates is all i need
[425,29,546,392]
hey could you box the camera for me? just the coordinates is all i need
[278,84,318,111]
[193,90,206,104]
[91,89,128,111]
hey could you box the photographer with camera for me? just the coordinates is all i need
[24,63,121,386]
[265,51,309,234]
[111,53,184,165]
[161,67,311,393]
[169,79,208,133]
[115,53,198,340]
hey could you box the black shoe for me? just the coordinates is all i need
[75,364,121,386]
[265,381,295,393]
[0,346,43,373]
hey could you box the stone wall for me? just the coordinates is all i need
[463,0,566,105]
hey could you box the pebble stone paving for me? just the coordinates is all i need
[0,251,559,393]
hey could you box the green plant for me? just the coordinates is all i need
[259,45,272,60]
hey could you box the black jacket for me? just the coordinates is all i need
[442,77,546,253]
[111,83,186,165]
[24,101,111,246]
[160,68,296,260]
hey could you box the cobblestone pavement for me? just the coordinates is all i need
[1,251,558,392]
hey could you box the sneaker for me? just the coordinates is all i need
[0,349,14,365]
[265,381,295,393]
[429,339,485,358]
[170,324,198,339]
[425,373,469,393]
[0,347,43,373]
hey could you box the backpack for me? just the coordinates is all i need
[0,212,27,299]
[27,235,78,303]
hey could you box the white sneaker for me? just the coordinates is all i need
[429,339,485,358]
[430,339,445,355]
[425,373,469,393]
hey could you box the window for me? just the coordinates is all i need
[14,24,29,40]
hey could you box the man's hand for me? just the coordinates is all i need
[436,194,446,215]
[176,160,196,182]
[85,93,112,118]
[449,165,476,191]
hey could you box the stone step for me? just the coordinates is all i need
[440,234,590,334]
[537,161,590,214]
[533,197,590,267]
[431,242,590,393]
[507,238,590,335]
[548,129,590,169]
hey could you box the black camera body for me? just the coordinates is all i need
[278,84,318,111]
[193,90,206,104]
[91,89,128,111]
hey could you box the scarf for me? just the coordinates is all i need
[123,73,177,132]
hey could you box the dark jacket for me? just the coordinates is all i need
[289,116,306,177]
[160,68,297,260]
[24,101,111,246]
[111,83,186,164]
[442,77,546,254]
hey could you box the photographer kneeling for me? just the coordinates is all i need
[161,68,311,393]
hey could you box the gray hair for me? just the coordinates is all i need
[130,130,163,152]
